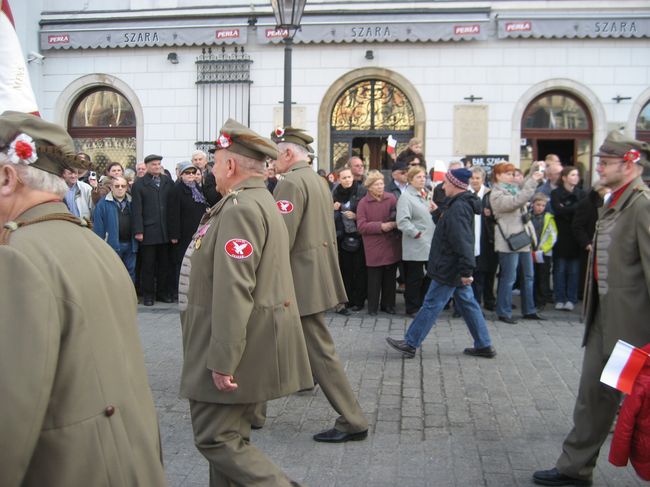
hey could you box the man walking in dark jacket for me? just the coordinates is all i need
[386,168,496,359]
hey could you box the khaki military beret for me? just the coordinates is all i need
[0,111,89,176]
[210,119,278,161]
[595,130,650,168]
[270,126,314,150]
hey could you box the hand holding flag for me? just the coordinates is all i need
[600,340,650,394]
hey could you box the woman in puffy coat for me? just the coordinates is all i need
[490,162,545,324]
[397,166,435,316]
[609,343,650,481]
[357,170,401,316]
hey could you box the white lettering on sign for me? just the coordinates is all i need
[594,21,637,34]
[123,32,160,43]
[216,29,240,39]
[48,34,70,44]
[350,26,391,39]
[454,24,480,35]
[505,21,532,32]
[266,28,289,39]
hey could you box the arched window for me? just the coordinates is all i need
[521,91,593,184]
[330,79,415,171]
[636,100,650,143]
[68,88,137,174]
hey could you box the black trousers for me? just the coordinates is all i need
[403,260,429,313]
[338,246,367,308]
[475,252,498,308]
[367,264,397,313]
[140,243,172,299]
[534,261,553,306]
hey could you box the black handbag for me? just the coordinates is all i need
[341,235,361,252]
[496,221,532,251]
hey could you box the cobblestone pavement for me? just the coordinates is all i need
[138,300,645,487]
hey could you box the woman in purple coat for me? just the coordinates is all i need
[357,170,402,316]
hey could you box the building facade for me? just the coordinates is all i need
[13,0,650,182]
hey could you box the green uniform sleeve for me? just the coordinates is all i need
[273,178,306,249]
[0,247,59,486]
[206,203,264,376]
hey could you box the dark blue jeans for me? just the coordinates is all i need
[118,241,136,283]
[554,256,579,304]
[404,278,492,350]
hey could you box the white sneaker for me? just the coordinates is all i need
[564,302,575,311]
[555,302,565,310]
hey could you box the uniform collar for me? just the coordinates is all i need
[287,160,311,172]
[608,176,647,212]
[16,201,70,223]
[205,176,265,221]
[232,176,266,191]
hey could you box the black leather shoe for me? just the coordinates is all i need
[386,337,416,358]
[313,428,368,443]
[532,468,592,486]
[523,313,546,321]
[484,303,495,311]
[143,297,154,306]
[381,306,396,314]
[497,315,518,324]
[368,311,378,316]
[463,346,497,358]
[336,307,352,316]
[251,424,264,430]
[157,295,173,304]
[350,305,364,312]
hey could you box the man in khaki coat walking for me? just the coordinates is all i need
[533,132,650,486]
[179,120,313,486]
[271,127,369,443]
[0,111,166,487]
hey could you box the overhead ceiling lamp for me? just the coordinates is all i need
[167,52,179,64]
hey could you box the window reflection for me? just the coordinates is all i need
[637,101,650,131]
[524,94,589,130]
[70,90,135,128]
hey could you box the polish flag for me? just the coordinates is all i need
[431,159,448,182]
[0,0,39,114]
[387,135,397,155]
[600,340,649,394]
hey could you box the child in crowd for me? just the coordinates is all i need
[530,192,557,310]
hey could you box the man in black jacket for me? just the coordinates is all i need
[131,154,174,305]
[386,168,496,359]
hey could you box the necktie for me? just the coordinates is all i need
[152,176,160,188]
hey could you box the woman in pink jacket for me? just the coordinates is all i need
[357,170,402,316]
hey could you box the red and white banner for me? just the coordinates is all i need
[600,340,649,394]
[386,135,397,156]
[0,0,39,114]
[431,160,449,182]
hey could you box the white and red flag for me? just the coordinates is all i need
[386,135,397,156]
[0,0,39,114]
[600,340,650,394]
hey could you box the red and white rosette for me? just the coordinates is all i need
[274,127,285,138]
[216,133,232,149]
[624,149,641,164]
[7,133,37,165]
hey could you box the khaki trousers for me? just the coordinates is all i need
[555,313,622,481]
[302,312,368,433]
[189,400,300,487]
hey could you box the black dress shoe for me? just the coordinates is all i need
[368,311,378,316]
[484,303,495,311]
[336,307,352,316]
[157,295,174,304]
[463,346,497,358]
[381,306,396,314]
[497,315,518,324]
[313,428,368,443]
[532,468,592,486]
[251,424,264,430]
[385,337,416,358]
[143,297,154,306]
[350,305,364,312]
[523,313,546,321]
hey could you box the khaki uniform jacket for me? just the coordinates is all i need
[0,202,166,487]
[273,161,347,316]
[179,177,313,404]
[582,176,650,353]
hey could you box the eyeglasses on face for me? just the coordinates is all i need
[113,184,127,188]
[595,159,624,168]
[183,170,198,174]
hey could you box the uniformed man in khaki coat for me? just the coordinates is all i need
[271,127,369,443]
[0,111,167,486]
[179,119,313,486]
[533,132,650,486]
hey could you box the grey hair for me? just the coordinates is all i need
[191,149,207,159]
[470,165,487,180]
[233,153,265,175]
[279,142,309,160]
[448,161,463,170]
[10,161,68,197]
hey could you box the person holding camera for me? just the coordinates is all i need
[490,161,545,324]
